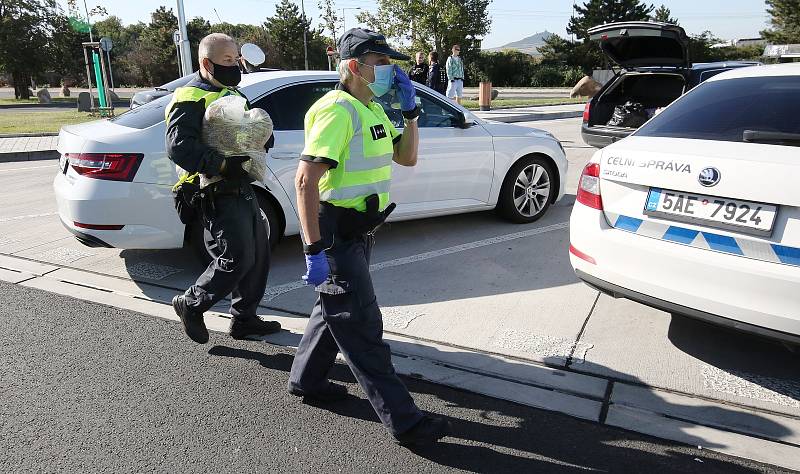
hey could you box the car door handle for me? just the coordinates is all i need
[270,152,297,160]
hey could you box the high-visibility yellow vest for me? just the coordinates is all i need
[164,84,243,121]
[165,82,245,187]
[302,90,399,212]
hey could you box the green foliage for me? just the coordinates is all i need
[464,50,585,88]
[357,0,491,61]
[651,4,678,24]
[688,31,764,63]
[0,0,56,98]
[762,0,800,44]
[567,0,655,41]
[264,0,328,70]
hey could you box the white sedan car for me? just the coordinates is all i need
[54,71,567,258]
[569,63,800,343]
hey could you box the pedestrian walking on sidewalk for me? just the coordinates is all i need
[288,28,451,446]
[445,44,465,104]
[166,33,281,344]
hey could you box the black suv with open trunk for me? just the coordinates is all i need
[581,21,759,148]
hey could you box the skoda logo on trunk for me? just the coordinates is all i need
[698,167,721,187]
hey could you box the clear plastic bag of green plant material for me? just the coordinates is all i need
[199,95,273,187]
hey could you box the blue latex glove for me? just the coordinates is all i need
[302,250,330,286]
[393,65,417,112]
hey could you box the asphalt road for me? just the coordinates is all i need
[0,281,787,473]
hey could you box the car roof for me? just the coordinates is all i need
[690,61,761,71]
[706,62,800,82]
[238,70,338,88]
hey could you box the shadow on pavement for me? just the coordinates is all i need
[208,338,791,473]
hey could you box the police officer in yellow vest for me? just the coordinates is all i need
[288,28,450,445]
[165,33,280,344]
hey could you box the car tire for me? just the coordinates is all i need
[496,155,555,223]
[190,189,280,265]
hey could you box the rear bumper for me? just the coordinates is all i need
[569,203,800,341]
[575,269,800,345]
[581,123,633,148]
[53,172,185,249]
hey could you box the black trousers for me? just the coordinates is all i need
[288,233,423,436]
[184,184,269,320]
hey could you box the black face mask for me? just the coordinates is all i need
[209,60,241,87]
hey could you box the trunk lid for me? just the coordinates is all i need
[588,21,690,69]
[599,136,800,249]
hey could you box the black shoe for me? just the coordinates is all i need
[172,295,209,344]
[288,382,349,402]
[229,316,281,340]
[394,415,451,446]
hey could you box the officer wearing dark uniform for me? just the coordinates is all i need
[288,28,450,445]
[166,33,280,344]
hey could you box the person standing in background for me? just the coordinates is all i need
[407,52,429,85]
[445,44,464,104]
[426,51,446,95]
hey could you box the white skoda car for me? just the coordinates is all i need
[569,63,800,343]
[54,71,567,259]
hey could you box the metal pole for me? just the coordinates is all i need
[176,43,184,77]
[176,0,193,75]
[301,0,309,70]
[98,48,113,115]
[82,44,95,110]
[105,49,115,90]
[83,0,93,42]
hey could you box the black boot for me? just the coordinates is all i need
[394,415,451,446]
[229,316,281,340]
[288,381,348,402]
[172,295,209,344]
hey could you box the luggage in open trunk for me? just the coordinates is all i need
[588,72,686,129]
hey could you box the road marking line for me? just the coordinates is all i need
[0,164,57,173]
[264,221,570,301]
[0,212,58,223]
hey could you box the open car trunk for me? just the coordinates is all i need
[588,72,686,129]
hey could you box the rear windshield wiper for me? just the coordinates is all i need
[743,130,800,146]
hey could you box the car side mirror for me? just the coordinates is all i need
[453,110,474,129]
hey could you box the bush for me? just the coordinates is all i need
[530,66,564,87]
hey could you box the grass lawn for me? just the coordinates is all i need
[0,108,129,134]
[0,97,77,105]
[462,97,586,110]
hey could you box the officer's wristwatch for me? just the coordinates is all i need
[303,240,325,255]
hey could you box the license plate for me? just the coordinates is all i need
[644,188,777,236]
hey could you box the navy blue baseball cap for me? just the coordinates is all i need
[338,28,410,60]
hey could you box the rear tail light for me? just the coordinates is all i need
[576,162,603,210]
[582,102,591,123]
[67,153,143,181]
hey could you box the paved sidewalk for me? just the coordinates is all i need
[473,104,584,123]
[0,136,59,162]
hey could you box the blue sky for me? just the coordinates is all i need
[59,0,771,49]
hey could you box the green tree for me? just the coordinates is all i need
[0,0,56,98]
[48,11,89,84]
[317,0,339,46]
[131,6,181,85]
[761,0,800,44]
[265,0,327,70]
[651,4,678,24]
[563,0,654,72]
[187,16,212,71]
[357,0,491,60]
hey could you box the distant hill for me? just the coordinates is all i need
[484,31,554,56]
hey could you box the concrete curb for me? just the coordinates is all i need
[0,150,59,163]
[0,132,59,138]
[0,101,129,109]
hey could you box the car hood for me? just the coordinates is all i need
[589,21,690,69]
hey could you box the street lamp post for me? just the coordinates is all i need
[301,0,309,70]
[340,7,361,34]
[176,0,193,76]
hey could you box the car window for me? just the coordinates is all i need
[109,94,172,129]
[373,90,461,128]
[252,81,337,130]
[635,76,800,143]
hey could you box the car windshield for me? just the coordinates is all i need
[109,94,173,129]
[634,75,800,143]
